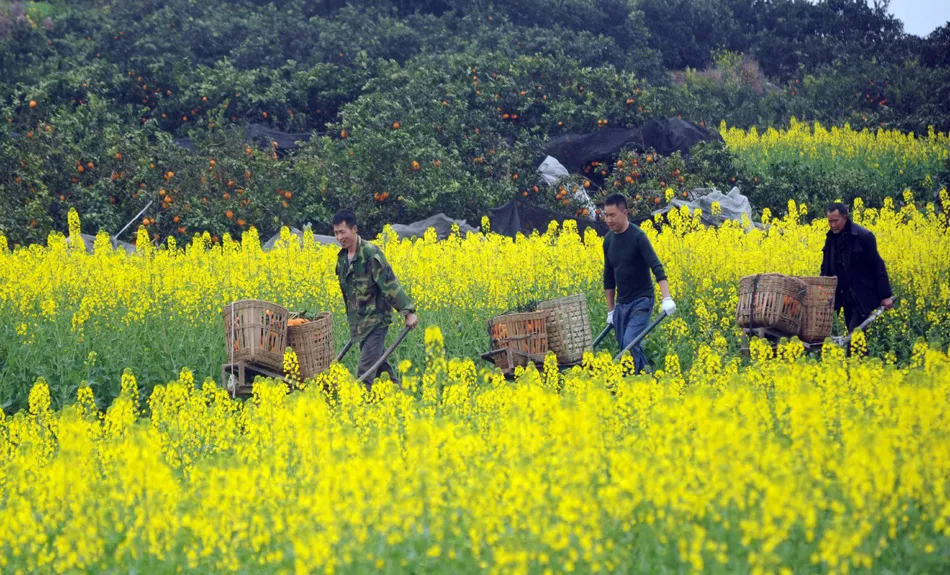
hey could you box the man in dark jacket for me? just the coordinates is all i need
[820,202,893,332]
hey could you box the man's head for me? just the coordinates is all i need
[332,209,359,250]
[603,194,630,233]
[826,202,849,234]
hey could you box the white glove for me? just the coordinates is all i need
[661,297,677,315]
[606,310,615,326]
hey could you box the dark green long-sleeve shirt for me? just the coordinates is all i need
[603,224,667,304]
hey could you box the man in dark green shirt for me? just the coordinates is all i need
[333,210,418,388]
[602,194,676,373]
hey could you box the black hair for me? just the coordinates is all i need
[332,209,357,228]
[825,202,849,217]
[604,193,628,211]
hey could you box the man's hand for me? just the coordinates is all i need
[661,297,677,315]
[606,310,615,326]
[881,297,894,310]
[405,312,419,329]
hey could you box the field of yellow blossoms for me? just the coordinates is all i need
[0,191,949,573]
[1,191,948,410]
[1,330,949,573]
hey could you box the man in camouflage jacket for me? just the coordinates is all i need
[333,210,418,387]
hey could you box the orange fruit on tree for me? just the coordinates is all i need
[583,181,590,188]
[225,210,234,219]
[392,121,400,129]
[173,215,180,223]
[284,191,292,199]
[29,100,37,108]
[237,218,245,226]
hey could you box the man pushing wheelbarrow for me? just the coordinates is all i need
[601,194,677,373]
[333,209,419,389]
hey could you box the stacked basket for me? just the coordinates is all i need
[796,276,838,342]
[537,294,593,364]
[287,312,335,380]
[736,274,808,337]
[223,300,290,371]
[488,310,552,371]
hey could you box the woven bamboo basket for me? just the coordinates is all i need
[223,300,289,371]
[736,274,807,336]
[537,294,592,364]
[796,276,838,342]
[287,312,334,380]
[488,310,552,370]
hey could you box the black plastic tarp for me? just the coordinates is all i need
[543,117,722,174]
[489,199,609,238]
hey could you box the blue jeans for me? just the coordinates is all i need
[614,297,654,373]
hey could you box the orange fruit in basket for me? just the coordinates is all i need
[288,318,308,327]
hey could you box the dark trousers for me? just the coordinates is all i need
[357,324,398,389]
[843,304,870,333]
[614,296,654,374]
[840,293,869,333]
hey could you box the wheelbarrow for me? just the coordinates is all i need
[478,310,669,373]
[336,325,412,384]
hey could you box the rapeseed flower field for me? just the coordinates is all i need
[0,330,948,573]
[0,191,947,410]
[0,191,948,573]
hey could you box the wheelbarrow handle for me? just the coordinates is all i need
[592,324,614,350]
[613,311,669,362]
[336,339,355,362]
[833,303,893,346]
[357,326,412,384]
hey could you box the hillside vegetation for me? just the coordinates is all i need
[2,0,949,244]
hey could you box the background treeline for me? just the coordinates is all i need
[1,0,949,245]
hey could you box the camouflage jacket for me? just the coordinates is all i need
[336,236,415,343]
